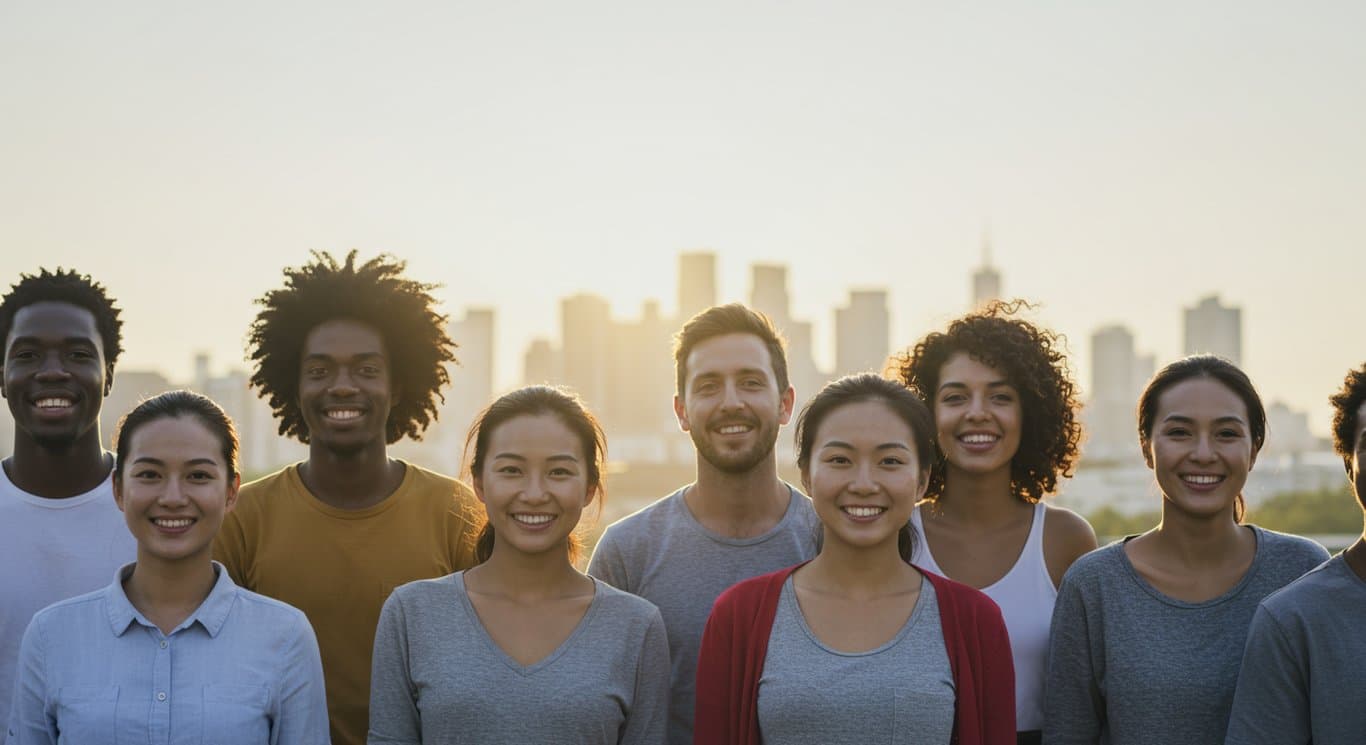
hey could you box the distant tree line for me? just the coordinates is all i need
[1088,487,1361,541]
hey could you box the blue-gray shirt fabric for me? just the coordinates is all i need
[586,485,820,745]
[758,575,955,745]
[1043,526,1328,745]
[1225,553,1366,745]
[367,572,669,745]
[6,561,328,745]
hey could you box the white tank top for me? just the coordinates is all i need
[909,501,1057,732]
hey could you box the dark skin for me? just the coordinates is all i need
[294,319,405,509]
[1,301,114,498]
[1344,402,1366,582]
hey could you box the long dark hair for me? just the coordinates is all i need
[464,386,607,564]
[795,373,934,562]
[1137,355,1265,522]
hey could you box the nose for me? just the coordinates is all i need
[159,478,190,507]
[328,369,359,397]
[849,462,879,495]
[1191,434,1217,462]
[520,474,552,504]
[34,351,72,381]
[965,393,989,421]
[720,381,743,411]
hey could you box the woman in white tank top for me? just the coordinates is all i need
[892,300,1098,744]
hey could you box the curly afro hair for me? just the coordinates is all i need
[247,250,456,444]
[0,267,123,370]
[1329,363,1366,477]
[892,299,1082,503]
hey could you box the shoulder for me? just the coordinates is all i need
[1256,554,1341,617]
[400,462,472,500]
[231,586,314,632]
[29,587,108,629]
[920,570,1004,624]
[710,564,797,619]
[597,489,686,546]
[593,581,666,628]
[232,466,297,513]
[1253,526,1330,563]
[1057,540,1127,588]
[1043,504,1098,551]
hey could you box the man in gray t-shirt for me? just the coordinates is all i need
[588,304,820,745]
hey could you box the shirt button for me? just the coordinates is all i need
[157,692,167,702]
[160,641,168,649]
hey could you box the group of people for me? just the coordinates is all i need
[0,251,1362,745]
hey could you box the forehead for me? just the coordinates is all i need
[487,413,585,458]
[938,350,1008,385]
[685,333,775,381]
[6,301,102,350]
[302,319,387,358]
[814,399,913,443]
[1156,377,1249,420]
[126,416,224,461]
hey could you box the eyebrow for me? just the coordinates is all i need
[937,380,1012,392]
[692,368,769,382]
[130,457,221,467]
[7,336,98,348]
[490,453,581,462]
[1160,414,1248,426]
[821,440,912,451]
[302,352,385,362]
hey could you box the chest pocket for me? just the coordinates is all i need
[201,684,270,745]
[55,685,119,744]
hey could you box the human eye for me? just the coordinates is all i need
[940,392,965,405]
[1164,426,1190,438]
[991,391,1015,404]
[549,466,578,478]
[132,469,161,481]
[880,455,907,466]
[823,453,851,465]
[496,464,522,476]
[1217,427,1245,439]
[188,469,216,482]
[693,380,719,395]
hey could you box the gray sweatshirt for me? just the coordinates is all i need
[1043,526,1328,745]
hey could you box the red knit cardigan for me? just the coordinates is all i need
[693,563,1016,745]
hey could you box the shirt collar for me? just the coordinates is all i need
[105,560,239,638]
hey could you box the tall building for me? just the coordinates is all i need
[438,307,496,471]
[677,251,717,321]
[971,231,1002,309]
[560,293,612,411]
[1183,295,1242,366]
[102,370,175,449]
[523,338,561,386]
[835,289,890,376]
[1088,325,1151,461]
[747,263,826,454]
[750,264,791,326]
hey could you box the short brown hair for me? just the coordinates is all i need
[673,303,789,398]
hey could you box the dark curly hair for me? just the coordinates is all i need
[247,250,456,444]
[0,268,123,371]
[892,299,1082,503]
[1330,363,1366,478]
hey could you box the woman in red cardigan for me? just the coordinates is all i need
[694,373,1016,745]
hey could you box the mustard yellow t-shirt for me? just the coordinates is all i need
[214,461,481,745]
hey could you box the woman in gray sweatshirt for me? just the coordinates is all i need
[368,386,670,745]
[1043,356,1328,745]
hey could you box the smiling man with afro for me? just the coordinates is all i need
[214,250,480,745]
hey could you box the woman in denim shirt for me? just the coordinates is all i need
[6,390,329,744]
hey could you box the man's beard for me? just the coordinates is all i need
[691,416,779,474]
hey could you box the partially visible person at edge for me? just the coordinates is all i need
[586,303,820,745]
[893,299,1096,745]
[1044,355,1329,745]
[369,386,669,744]
[695,374,1016,745]
[1224,363,1366,745]
[8,391,328,744]
[0,269,137,742]
[213,250,481,745]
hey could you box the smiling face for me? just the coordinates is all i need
[933,351,1023,479]
[674,332,795,475]
[115,415,239,565]
[2,301,108,450]
[297,319,395,455]
[474,413,592,558]
[803,398,927,553]
[1145,377,1257,520]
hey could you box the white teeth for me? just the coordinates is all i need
[960,434,998,444]
[35,398,73,409]
[843,506,885,518]
[154,518,193,528]
[1183,474,1223,485]
[513,514,554,525]
[717,425,750,434]
[326,409,362,420]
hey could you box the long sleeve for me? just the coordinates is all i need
[692,595,740,745]
[1224,606,1309,745]
[272,616,330,745]
[6,619,56,745]
[619,610,670,745]
[1043,574,1104,745]
[978,603,1017,745]
[367,593,421,745]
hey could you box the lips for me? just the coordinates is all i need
[841,505,886,521]
[1180,473,1225,491]
[711,417,756,436]
[151,517,196,533]
[511,513,556,530]
[322,407,365,422]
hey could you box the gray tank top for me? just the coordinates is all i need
[757,574,956,744]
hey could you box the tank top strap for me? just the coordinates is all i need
[1017,501,1055,592]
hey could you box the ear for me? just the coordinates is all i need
[1248,445,1258,474]
[113,478,126,512]
[224,474,242,514]
[778,385,796,426]
[674,394,691,433]
[472,476,486,506]
[916,468,931,500]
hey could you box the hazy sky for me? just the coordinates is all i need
[3,1,1362,435]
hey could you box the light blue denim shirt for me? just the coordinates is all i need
[6,561,329,745]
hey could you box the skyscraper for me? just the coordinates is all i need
[835,289,890,376]
[750,264,791,326]
[971,231,1002,309]
[677,251,716,321]
[1183,295,1242,366]
[561,293,612,411]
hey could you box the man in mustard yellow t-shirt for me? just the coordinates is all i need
[215,251,480,745]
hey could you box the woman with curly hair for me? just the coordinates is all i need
[893,300,1097,744]
[1044,355,1328,744]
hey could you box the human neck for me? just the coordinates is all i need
[1344,519,1366,583]
[935,465,1025,526]
[685,457,789,538]
[122,551,218,636]
[4,429,111,498]
[468,545,586,601]
[299,442,403,510]
[1150,508,1250,568]
[800,537,917,599]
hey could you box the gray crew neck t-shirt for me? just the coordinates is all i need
[758,575,955,745]
[587,485,820,745]
[368,572,670,745]
[1043,526,1329,745]
[1225,553,1366,745]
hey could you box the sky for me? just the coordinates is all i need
[2,0,1362,435]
